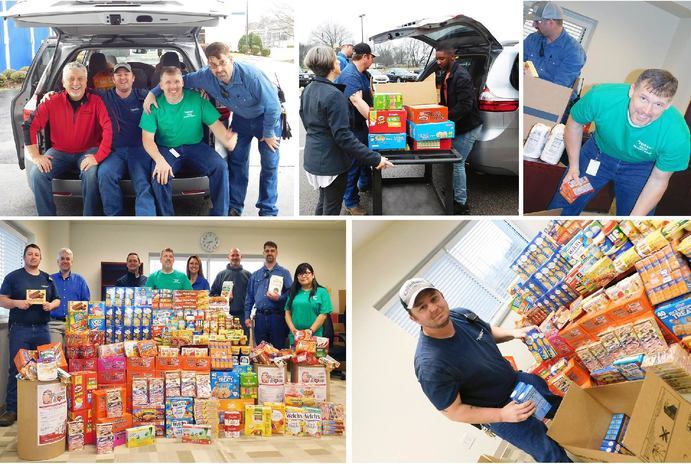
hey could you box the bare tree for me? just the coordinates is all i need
[402,38,433,68]
[268,2,294,39]
[310,22,354,49]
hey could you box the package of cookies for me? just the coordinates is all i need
[67,418,85,451]
[303,407,322,438]
[96,422,114,455]
[612,324,642,355]
[285,406,304,436]
[131,378,149,406]
[632,317,667,353]
[181,371,196,397]
[196,373,211,399]
[149,377,165,405]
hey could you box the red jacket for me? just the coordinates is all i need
[23,91,113,163]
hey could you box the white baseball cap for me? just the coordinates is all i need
[527,1,564,20]
[399,278,437,310]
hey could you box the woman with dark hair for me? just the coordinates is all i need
[285,262,333,345]
[186,255,210,291]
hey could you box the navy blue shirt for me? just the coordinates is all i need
[524,29,586,99]
[191,275,210,291]
[1,268,60,325]
[114,272,148,287]
[50,272,90,320]
[414,309,517,410]
[244,263,292,321]
[98,88,147,149]
[209,265,251,315]
[335,62,372,133]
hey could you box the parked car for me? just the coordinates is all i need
[371,15,519,176]
[369,69,390,85]
[4,0,229,205]
[299,69,313,87]
[385,67,417,83]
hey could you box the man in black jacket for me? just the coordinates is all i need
[210,248,251,334]
[438,48,483,215]
[115,252,148,287]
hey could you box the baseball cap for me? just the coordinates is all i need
[353,42,376,57]
[527,1,564,20]
[399,278,437,310]
[112,62,132,73]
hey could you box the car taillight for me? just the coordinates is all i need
[479,87,518,112]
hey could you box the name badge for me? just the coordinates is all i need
[585,159,600,176]
[169,148,181,158]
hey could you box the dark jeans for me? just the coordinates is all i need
[151,143,229,216]
[315,172,348,215]
[97,146,156,216]
[343,129,368,208]
[487,372,571,463]
[548,137,656,216]
[228,115,282,216]
[253,311,288,349]
[6,323,51,412]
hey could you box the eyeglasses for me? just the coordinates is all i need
[209,59,229,69]
[298,271,313,277]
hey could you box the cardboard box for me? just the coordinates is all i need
[368,133,406,150]
[127,356,156,373]
[17,380,66,461]
[523,76,572,140]
[405,104,448,124]
[376,74,437,106]
[180,355,211,372]
[155,356,180,371]
[410,138,452,151]
[68,408,95,445]
[68,370,98,412]
[372,92,403,110]
[407,120,455,141]
[338,290,346,314]
[548,372,691,462]
[95,413,132,434]
[368,109,407,133]
[93,387,127,419]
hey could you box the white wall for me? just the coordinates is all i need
[353,219,548,462]
[562,1,690,112]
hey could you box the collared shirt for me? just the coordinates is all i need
[49,271,90,320]
[337,52,349,71]
[335,62,372,133]
[114,272,148,288]
[244,263,292,321]
[191,275,210,291]
[210,264,251,315]
[524,29,586,97]
[151,62,281,139]
[98,88,148,149]
[1,268,60,325]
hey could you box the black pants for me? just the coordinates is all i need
[315,172,348,215]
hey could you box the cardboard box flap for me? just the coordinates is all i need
[523,76,572,140]
[375,74,438,106]
[623,372,691,462]
[559,445,640,463]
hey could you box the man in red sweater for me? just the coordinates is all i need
[24,61,113,215]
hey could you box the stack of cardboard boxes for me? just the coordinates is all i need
[368,92,407,150]
[405,104,455,151]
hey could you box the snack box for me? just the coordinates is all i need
[511,382,552,421]
[407,120,455,141]
[95,413,133,434]
[68,370,98,412]
[131,406,165,423]
[26,289,47,304]
[368,109,406,133]
[166,418,194,439]
[98,369,127,385]
[93,387,127,419]
[404,104,448,124]
[211,371,240,399]
[69,408,95,445]
[165,397,194,420]
[303,407,322,437]
[410,138,452,151]
[127,356,156,373]
[181,424,213,444]
[88,316,106,331]
[179,355,211,372]
[654,293,691,338]
[368,133,406,151]
[126,424,155,448]
[244,405,272,436]
[372,92,403,110]
[264,402,286,435]
[285,406,305,436]
[155,356,181,371]
[560,176,594,204]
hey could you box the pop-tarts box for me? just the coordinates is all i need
[368,133,406,150]
[654,293,691,338]
[88,316,106,331]
[407,120,455,141]
[511,382,551,421]
[89,301,105,317]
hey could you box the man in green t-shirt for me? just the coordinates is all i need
[140,66,237,216]
[548,69,690,216]
[146,247,192,290]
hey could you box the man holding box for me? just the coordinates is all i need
[436,48,483,215]
[0,244,60,427]
[244,241,292,348]
[399,278,571,462]
[548,69,690,216]
[49,248,90,346]
[210,247,251,333]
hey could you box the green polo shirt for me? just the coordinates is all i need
[570,84,690,172]
[145,270,192,290]
[139,89,220,147]
[286,286,333,345]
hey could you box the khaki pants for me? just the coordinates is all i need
[48,320,65,346]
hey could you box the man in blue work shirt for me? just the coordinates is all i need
[97,63,157,216]
[50,247,90,346]
[144,42,282,216]
[335,42,376,215]
[399,278,571,463]
[337,43,353,71]
[0,244,60,427]
[524,1,586,103]
[244,241,292,349]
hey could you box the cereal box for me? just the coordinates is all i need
[303,407,322,437]
[126,425,155,448]
[244,405,272,437]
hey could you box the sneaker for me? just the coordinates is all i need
[0,411,17,427]
[344,205,367,216]
[228,208,242,216]
[453,201,470,215]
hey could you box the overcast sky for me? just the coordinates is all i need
[296,0,522,45]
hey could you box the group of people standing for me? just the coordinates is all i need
[0,241,333,427]
[26,42,283,217]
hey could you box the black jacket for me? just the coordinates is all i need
[300,76,381,175]
[440,61,482,135]
[115,272,148,288]
[210,264,251,315]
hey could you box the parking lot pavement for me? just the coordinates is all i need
[298,122,518,216]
